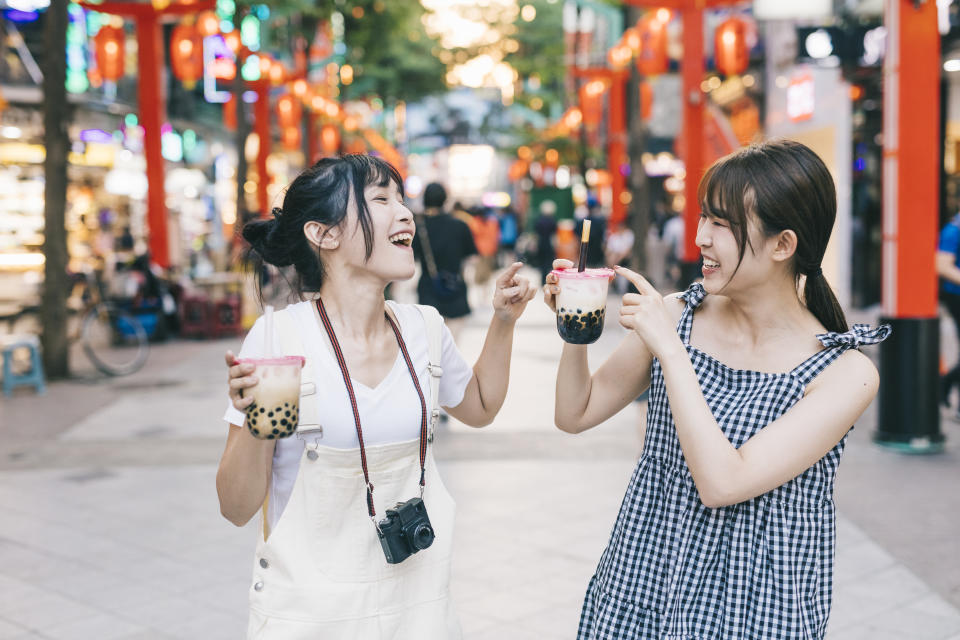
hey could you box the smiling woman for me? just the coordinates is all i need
[216,154,537,639]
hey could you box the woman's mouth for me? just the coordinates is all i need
[702,258,720,274]
[389,232,413,248]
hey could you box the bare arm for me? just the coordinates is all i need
[658,345,878,507]
[936,251,960,286]
[215,351,276,526]
[545,259,684,433]
[446,263,536,427]
[615,266,880,508]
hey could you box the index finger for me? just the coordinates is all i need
[614,266,658,296]
[497,262,524,287]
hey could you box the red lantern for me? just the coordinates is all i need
[635,13,668,76]
[170,23,203,87]
[94,25,125,82]
[282,126,301,151]
[276,94,301,129]
[579,80,606,128]
[197,11,220,38]
[320,124,341,154]
[715,17,749,76]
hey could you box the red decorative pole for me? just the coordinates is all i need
[78,0,215,269]
[678,5,705,282]
[253,80,271,218]
[876,0,943,452]
[607,75,627,227]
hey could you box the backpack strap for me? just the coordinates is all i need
[412,303,444,443]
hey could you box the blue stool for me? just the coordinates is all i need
[1,334,46,397]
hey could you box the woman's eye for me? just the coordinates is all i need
[373,196,388,203]
[712,220,726,228]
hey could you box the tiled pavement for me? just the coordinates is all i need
[1,268,959,639]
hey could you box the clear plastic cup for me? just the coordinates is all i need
[237,356,305,440]
[552,267,614,345]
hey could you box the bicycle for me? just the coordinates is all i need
[68,271,149,376]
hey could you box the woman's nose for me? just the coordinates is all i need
[397,203,413,223]
[695,222,711,248]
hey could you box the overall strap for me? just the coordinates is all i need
[409,303,444,443]
[790,323,892,386]
[316,298,429,519]
[677,282,707,345]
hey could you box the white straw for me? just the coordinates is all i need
[264,305,275,357]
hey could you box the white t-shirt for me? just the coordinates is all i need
[222,300,473,530]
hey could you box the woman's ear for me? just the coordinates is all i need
[304,221,340,250]
[772,229,798,264]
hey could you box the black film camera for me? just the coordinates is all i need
[376,497,435,564]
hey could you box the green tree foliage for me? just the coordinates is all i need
[504,0,565,119]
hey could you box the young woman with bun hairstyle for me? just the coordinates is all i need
[544,140,890,639]
[216,154,536,638]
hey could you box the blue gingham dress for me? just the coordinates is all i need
[578,283,891,640]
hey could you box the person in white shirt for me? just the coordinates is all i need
[216,154,536,639]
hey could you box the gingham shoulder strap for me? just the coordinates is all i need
[790,323,892,385]
[677,282,707,344]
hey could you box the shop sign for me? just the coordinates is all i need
[753,0,831,20]
[0,143,45,163]
[203,35,234,104]
[787,73,815,122]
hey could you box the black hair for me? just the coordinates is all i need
[697,139,847,333]
[241,154,404,300]
[423,182,447,209]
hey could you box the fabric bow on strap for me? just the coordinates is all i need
[816,323,892,349]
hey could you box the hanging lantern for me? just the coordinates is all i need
[94,25,125,82]
[715,17,749,76]
[282,126,301,151]
[579,81,606,128]
[170,23,203,88]
[320,124,341,154]
[635,13,668,76]
[276,94,301,129]
[508,159,529,182]
[197,11,220,38]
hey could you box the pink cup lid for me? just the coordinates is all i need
[551,267,614,279]
[236,355,305,367]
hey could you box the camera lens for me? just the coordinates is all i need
[411,523,435,550]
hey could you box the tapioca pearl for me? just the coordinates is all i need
[271,419,278,427]
[251,428,260,436]
[272,428,279,435]
[259,407,265,414]
[284,410,291,417]
[280,419,288,427]
[266,433,275,439]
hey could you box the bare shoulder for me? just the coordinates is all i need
[663,291,687,324]
[808,348,880,395]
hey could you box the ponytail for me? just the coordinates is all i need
[802,271,848,334]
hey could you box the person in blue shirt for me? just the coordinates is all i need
[936,213,960,412]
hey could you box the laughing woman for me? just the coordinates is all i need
[216,155,535,639]
[544,140,890,639]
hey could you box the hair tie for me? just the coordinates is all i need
[808,266,822,278]
[271,207,282,218]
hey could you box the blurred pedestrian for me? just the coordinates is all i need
[936,211,960,412]
[467,206,500,299]
[497,206,520,266]
[219,155,536,638]
[662,210,685,290]
[412,183,478,342]
[544,140,890,639]
[535,200,558,284]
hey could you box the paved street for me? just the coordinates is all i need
[2,269,960,639]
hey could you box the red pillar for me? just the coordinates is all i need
[136,13,170,268]
[307,110,319,164]
[608,74,627,227]
[876,0,943,452]
[254,82,271,218]
[680,6,704,271]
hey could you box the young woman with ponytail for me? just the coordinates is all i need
[216,155,536,638]
[544,140,890,639]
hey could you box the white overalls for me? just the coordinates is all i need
[246,304,461,639]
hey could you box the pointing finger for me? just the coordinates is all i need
[497,262,524,287]
[614,266,658,296]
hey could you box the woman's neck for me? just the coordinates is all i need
[719,273,814,345]
[318,272,388,342]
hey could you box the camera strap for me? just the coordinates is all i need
[315,297,429,519]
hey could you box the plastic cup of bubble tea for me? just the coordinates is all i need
[238,356,305,440]
[552,267,615,345]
